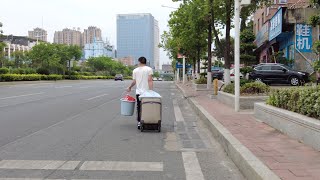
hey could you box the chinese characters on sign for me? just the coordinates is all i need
[296,24,312,52]
[269,8,283,41]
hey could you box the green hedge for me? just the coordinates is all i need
[223,79,257,94]
[267,86,320,119]
[0,74,42,81]
[64,75,115,80]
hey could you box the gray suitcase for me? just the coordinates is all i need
[140,97,162,132]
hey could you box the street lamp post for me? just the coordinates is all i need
[234,0,250,112]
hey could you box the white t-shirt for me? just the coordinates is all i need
[133,66,153,95]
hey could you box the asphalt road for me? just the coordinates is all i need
[0,80,245,180]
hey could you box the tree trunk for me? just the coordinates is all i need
[207,1,213,88]
[224,0,232,84]
[197,47,201,76]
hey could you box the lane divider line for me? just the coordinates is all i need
[0,92,44,100]
[86,94,108,101]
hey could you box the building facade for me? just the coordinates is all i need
[0,35,37,59]
[82,26,102,45]
[83,40,116,59]
[253,0,320,72]
[118,56,134,66]
[117,13,159,68]
[54,28,82,47]
[28,27,47,42]
[154,20,160,70]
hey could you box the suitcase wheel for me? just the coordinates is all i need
[140,121,144,132]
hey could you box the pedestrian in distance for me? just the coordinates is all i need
[127,57,154,129]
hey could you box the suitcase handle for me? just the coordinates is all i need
[141,102,161,105]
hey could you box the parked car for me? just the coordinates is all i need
[211,67,224,80]
[153,77,158,81]
[158,77,163,81]
[114,74,123,81]
[249,63,309,86]
[230,68,244,82]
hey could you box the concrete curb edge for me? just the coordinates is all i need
[176,83,280,180]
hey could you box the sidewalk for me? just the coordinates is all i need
[177,82,320,180]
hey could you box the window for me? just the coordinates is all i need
[261,65,271,70]
[262,12,264,24]
[271,65,284,71]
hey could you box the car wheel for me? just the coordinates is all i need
[254,77,263,82]
[290,76,300,86]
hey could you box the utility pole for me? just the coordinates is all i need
[207,0,213,89]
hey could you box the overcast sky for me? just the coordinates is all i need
[0,0,180,65]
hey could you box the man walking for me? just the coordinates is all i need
[127,57,153,129]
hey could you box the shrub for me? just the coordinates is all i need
[41,74,63,81]
[11,68,25,74]
[240,82,270,95]
[0,68,9,74]
[223,83,235,94]
[267,86,320,119]
[240,66,253,75]
[24,68,37,74]
[223,79,256,94]
[37,68,50,75]
[195,77,207,84]
[81,72,93,76]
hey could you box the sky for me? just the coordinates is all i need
[0,0,180,65]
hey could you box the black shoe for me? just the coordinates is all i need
[137,122,141,129]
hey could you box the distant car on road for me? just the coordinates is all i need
[114,74,123,81]
[153,77,158,81]
[158,77,163,81]
[249,63,309,86]
[230,68,244,82]
[211,67,224,80]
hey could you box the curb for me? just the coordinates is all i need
[176,83,280,180]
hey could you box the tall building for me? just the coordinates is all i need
[117,13,159,68]
[28,28,47,42]
[83,39,116,59]
[154,20,160,70]
[82,26,102,45]
[53,28,82,46]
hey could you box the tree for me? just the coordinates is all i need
[11,50,27,68]
[0,42,6,68]
[240,29,257,66]
[153,71,160,78]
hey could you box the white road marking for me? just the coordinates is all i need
[173,99,184,122]
[79,86,93,89]
[0,160,80,170]
[86,94,108,101]
[182,152,205,180]
[55,86,72,89]
[171,92,175,96]
[0,92,44,100]
[80,161,163,171]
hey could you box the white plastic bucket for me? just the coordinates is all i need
[120,99,135,116]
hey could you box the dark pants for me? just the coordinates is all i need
[136,94,141,122]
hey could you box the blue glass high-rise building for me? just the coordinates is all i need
[117,13,159,68]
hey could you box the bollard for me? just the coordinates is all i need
[213,78,218,95]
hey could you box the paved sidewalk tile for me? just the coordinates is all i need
[178,82,320,180]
